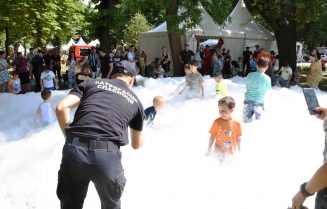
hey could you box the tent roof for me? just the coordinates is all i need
[46,42,55,49]
[88,39,100,47]
[224,0,275,40]
[76,37,87,45]
[143,4,244,39]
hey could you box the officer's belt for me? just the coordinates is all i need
[66,136,120,150]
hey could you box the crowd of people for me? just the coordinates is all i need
[1,41,327,209]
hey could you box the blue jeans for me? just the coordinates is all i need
[243,100,264,122]
[275,76,289,87]
[44,87,55,91]
[57,137,125,209]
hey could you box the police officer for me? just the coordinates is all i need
[55,63,144,209]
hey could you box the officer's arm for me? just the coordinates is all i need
[130,128,143,149]
[56,94,80,138]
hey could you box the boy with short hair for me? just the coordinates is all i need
[37,89,56,125]
[243,51,271,122]
[144,96,165,124]
[207,96,242,155]
[214,72,228,96]
[40,62,58,90]
[8,71,21,94]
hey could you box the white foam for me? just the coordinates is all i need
[1,76,326,209]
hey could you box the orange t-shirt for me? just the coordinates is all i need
[209,117,242,153]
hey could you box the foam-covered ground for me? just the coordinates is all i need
[1,76,326,209]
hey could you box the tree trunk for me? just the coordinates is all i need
[36,20,43,48]
[97,0,118,53]
[275,0,296,71]
[275,24,296,71]
[5,27,10,57]
[166,0,183,76]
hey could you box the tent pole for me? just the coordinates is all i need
[242,34,246,73]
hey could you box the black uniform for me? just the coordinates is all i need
[31,54,44,92]
[57,78,144,209]
[100,54,113,78]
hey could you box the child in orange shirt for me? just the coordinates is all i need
[207,96,242,155]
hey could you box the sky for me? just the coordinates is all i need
[0,75,326,209]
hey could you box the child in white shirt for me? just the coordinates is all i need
[37,89,56,125]
[40,63,58,90]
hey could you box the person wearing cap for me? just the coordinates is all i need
[55,64,144,209]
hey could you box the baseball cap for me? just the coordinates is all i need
[112,60,136,77]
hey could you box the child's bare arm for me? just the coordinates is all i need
[207,135,215,152]
[236,137,241,150]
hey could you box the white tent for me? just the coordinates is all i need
[224,0,277,54]
[18,44,25,53]
[61,38,76,51]
[199,39,218,46]
[76,37,87,46]
[88,39,100,47]
[139,5,245,68]
[46,42,55,50]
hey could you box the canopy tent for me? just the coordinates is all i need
[17,44,25,53]
[88,39,100,47]
[199,39,218,46]
[223,0,277,53]
[46,42,55,50]
[61,38,76,51]
[76,37,87,46]
[139,5,245,68]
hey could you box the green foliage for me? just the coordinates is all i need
[201,0,232,25]
[0,0,86,48]
[123,13,152,46]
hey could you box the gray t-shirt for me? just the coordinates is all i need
[186,72,204,93]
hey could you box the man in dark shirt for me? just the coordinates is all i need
[31,49,45,92]
[99,48,113,78]
[56,64,144,209]
[179,44,195,70]
[242,47,253,77]
[51,49,61,84]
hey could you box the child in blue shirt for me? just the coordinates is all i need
[243,52,271,122]
[144,96,165,124]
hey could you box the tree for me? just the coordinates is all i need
[123,13,152,46]
[243,0,326,70]
[0,0,85,56]
[91,0,121,53]
[165,0,231,76]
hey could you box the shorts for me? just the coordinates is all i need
[243,100,264,122]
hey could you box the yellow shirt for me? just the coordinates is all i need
[216,81,228,96]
